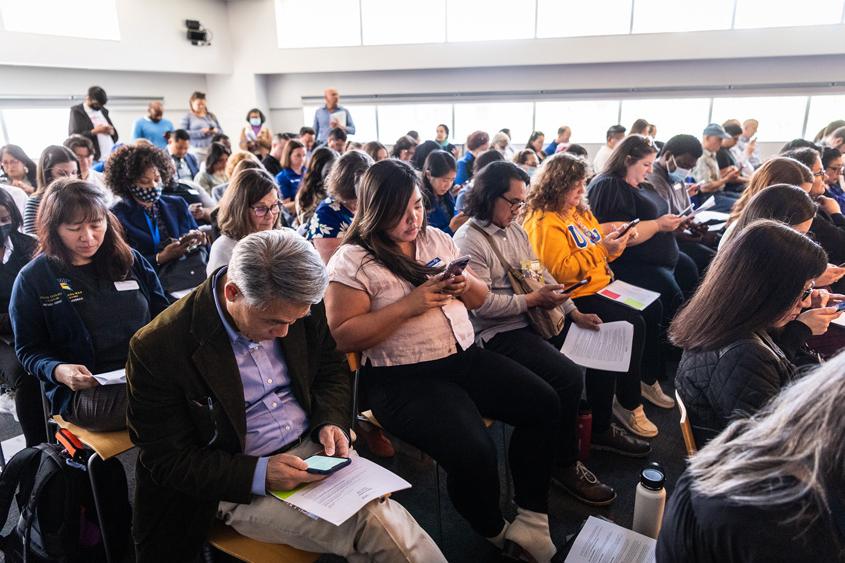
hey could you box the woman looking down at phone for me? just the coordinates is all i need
[326,159,563,563]
[10,179,168,431]
[523,153,667,439]
[671,220,836,446]
[107,144,207,272]
[454,161,622,507]
[587,134,694,324]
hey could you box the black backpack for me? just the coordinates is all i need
[0,442,131,562]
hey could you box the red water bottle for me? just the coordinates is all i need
[577,405,592,462]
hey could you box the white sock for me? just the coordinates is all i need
[505,507,556,563]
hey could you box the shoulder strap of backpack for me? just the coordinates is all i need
[0,447,46,527]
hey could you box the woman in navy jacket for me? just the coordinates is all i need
[106,143,206,271]
[11,179,168,431]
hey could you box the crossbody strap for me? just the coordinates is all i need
[469,222,523,280]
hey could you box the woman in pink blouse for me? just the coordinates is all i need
[326,159,562,563]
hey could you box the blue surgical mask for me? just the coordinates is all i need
[668,156,691,184]
[249,117,261,127]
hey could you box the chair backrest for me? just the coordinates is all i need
[675,390,698,456]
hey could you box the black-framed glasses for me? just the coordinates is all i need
[801,283,814,302]
[499,195,525,210]
[813,170,826,179]
[250,201,283,217]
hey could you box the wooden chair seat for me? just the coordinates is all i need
[675,390,698,456]
[208,520,320,563]
[52,415,134,460]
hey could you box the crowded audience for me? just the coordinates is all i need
[0,82,842,563]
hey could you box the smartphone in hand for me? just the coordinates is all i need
[617,218,641,237]
[440,255,471,280]
[559,277,591,294]
[304,454,351,475]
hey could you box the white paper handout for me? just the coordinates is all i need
[597,280,660,311]
[564,516,656,563]
[561,321,633,372]
[329,110,347,127]
[693,210,730,225]
[169,289,192,300]
[270,456,411,526]
[690,195,715,215]
[93,369,126,386]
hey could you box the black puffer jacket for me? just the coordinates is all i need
[675,329,800,446]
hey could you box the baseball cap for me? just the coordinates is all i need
[702,123,730,139]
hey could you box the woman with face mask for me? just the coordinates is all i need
[239,108,272,158]
[107,144,206,272]
[11,179,168,431]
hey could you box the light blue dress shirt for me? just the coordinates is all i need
[212,268,309,496]
[313,105,356,143]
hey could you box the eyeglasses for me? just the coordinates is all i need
[250,201,283,217]
[813,170,826,179]
[499,195,525,210]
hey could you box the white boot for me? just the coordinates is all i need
[504,507,557,563]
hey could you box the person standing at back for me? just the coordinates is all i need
[180,91,223,160]
[68,85,118,162]
[313,88,356,145]
[132,101,173,149]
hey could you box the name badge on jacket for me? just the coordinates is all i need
[114,280,140,292]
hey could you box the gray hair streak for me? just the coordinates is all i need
[228,229,328,307]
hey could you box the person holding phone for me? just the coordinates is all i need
[179,91,223,160]
[524,153,668,440]
[671,220,837,446]
[126,229,444,563]
[326,159,562,562]
[454,161,619,507]
[11,179,168,432]
[588,134,693,326]
[107,143,207,272]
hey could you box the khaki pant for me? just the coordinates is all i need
[217,441,446,563]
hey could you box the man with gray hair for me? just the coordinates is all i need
[127,229,445,562]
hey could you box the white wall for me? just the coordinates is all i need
[0,0,233,74]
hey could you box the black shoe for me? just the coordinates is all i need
[552,461,617,506]
[591,423,652,458]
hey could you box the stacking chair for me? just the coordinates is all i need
[675,390,698,456]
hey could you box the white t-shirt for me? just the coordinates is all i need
[593,145,613,175]
[84,103,114,160]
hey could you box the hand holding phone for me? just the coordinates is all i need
[439,255,471,280]
[559,277,591,294]
[617,218,641,237]
[679,203,694,217]
[304,454,351,475]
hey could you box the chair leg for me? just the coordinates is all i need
[87,453,113,563]
[434,461,443,545]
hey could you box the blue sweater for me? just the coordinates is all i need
[455,152,475,187]
[275,168,304,201]
[132,117,174,149]
[111,195,199,269]
[10,251,168,417]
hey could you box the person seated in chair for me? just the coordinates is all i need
[126,229,445,563]
[11,179,167,432]
[326,159,562,563]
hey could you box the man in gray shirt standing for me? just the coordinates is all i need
[313,88,356,144]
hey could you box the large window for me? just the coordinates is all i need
[535,100,621,144]
[710,96,808,142]
[733,0,844,29]
[620,98,711,140]
[276,0,845,47]
[377,104,452,144]
[301,103,377,141]
[276,0,361,48]
[806,95,845,141]
[1,108,70,157]
[631,0,734,34]
[361,0,445,45]
[0,0,120,41]
[537,0,632,38]
[453,102,534,145]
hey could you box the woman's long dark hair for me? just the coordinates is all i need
[204,142,231,173]
[670,219,827,351]
[723,184,817,246]
[37,178,134,281]
[343,159,442,286]
[36,145,79,195]
[296,147,337,214]
[421,150,456,210]
[0,187,23,233]
[0,145,37,186]
[602,134,658,179]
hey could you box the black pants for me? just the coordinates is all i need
[67,384,127,432]
[571,294,662,433]
[362,346,560,537]
[677,240,715,281]
[0,341,47,447]
[485,327,582,467]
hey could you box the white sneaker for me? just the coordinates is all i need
[504,508,557,563]
[640,381,675,409]
[613,398,658,438]
[0,392,17,422]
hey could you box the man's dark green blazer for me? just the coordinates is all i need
[126,272,351,562]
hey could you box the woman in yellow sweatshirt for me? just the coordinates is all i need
[523,153,668,441]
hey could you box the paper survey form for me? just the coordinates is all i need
[93,369,126,386]
[598,280,660,311]
[270,456,411,526]
[561,321,634,372]
[564,516,655,563]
